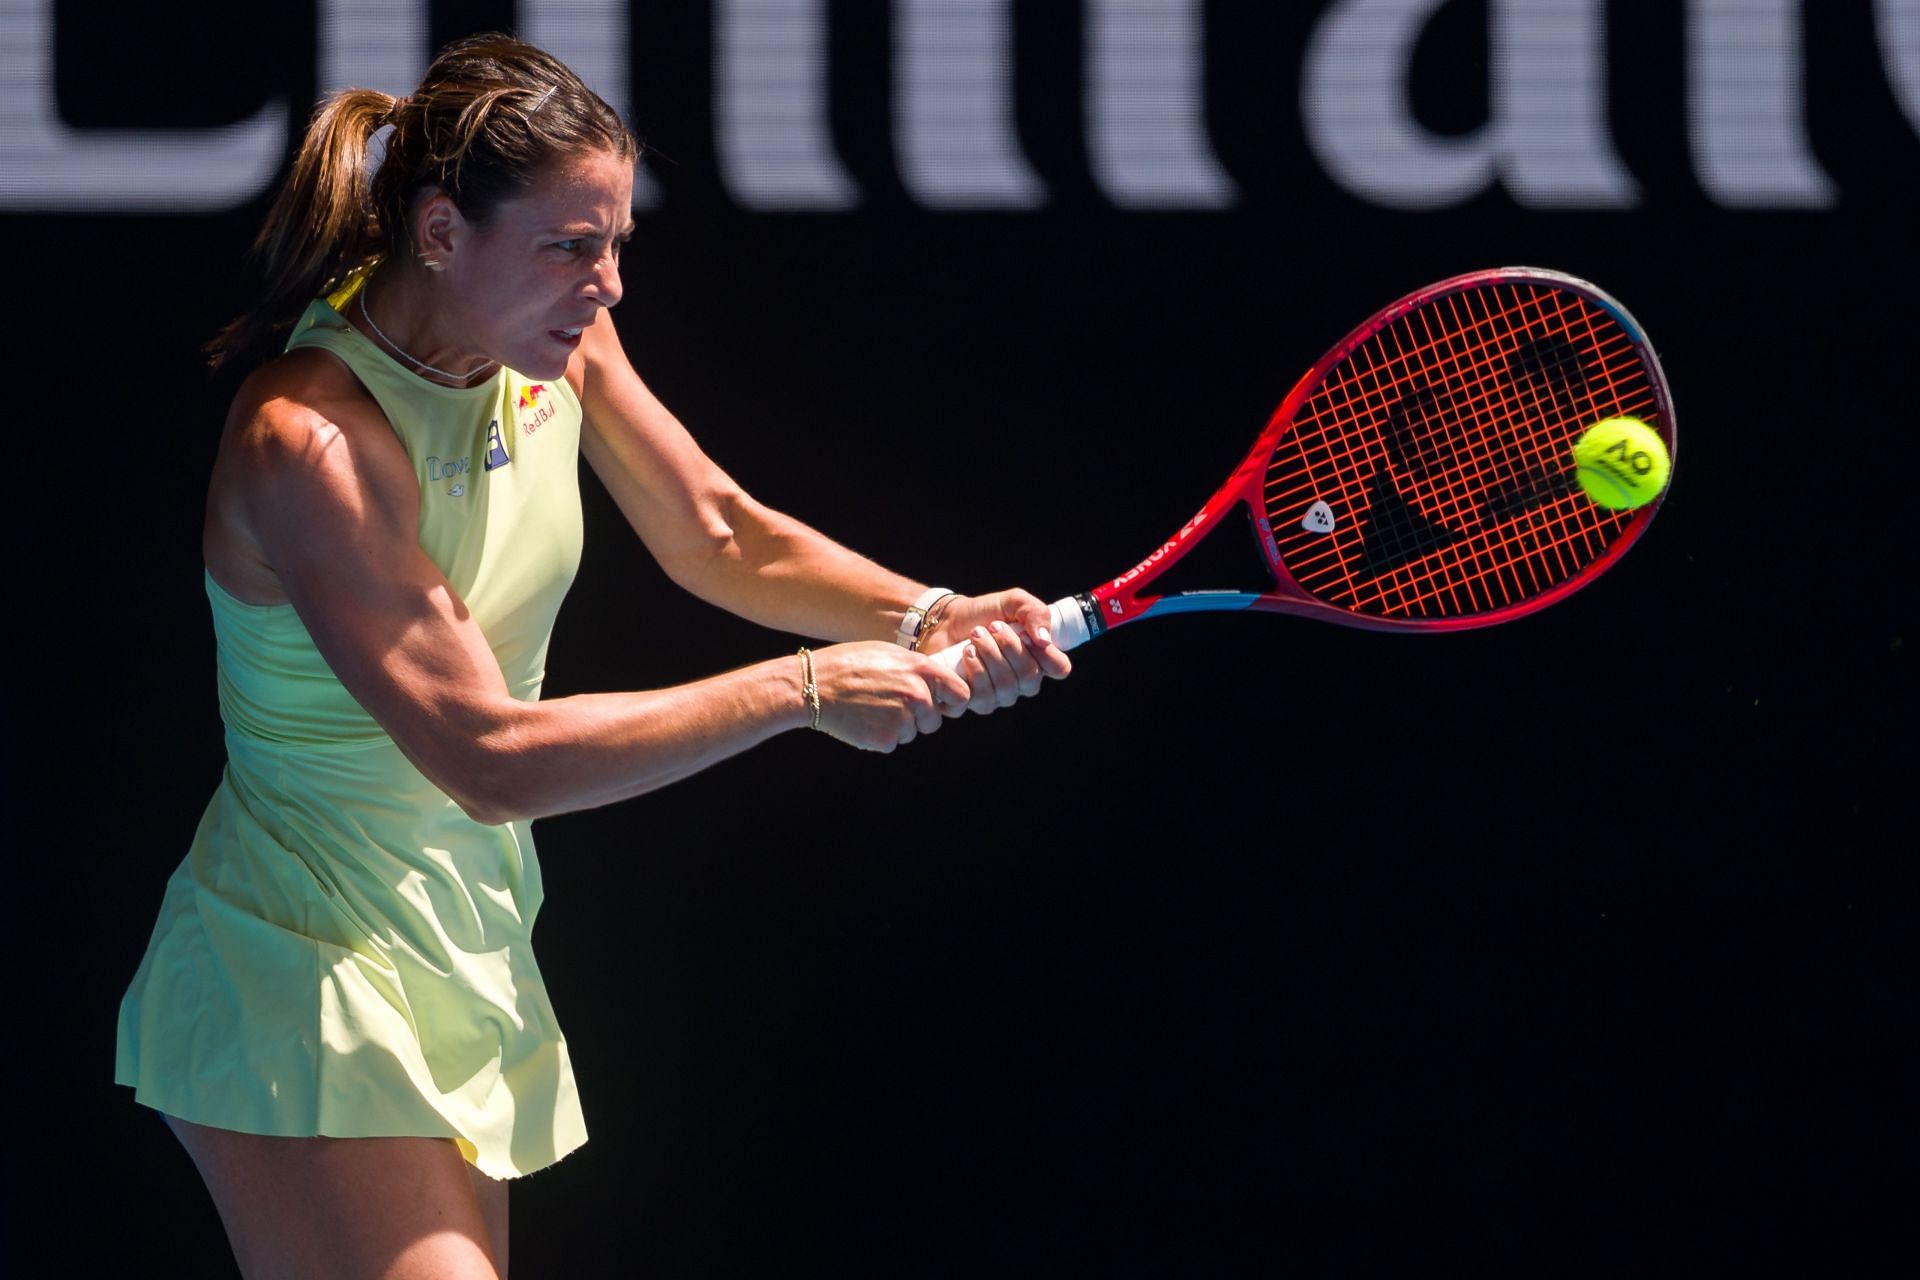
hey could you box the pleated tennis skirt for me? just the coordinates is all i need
[115,731,586,1179]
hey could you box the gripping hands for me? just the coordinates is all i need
[807,590,1074,751]
[807,642,969,752]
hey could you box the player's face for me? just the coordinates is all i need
[446,148,635,380]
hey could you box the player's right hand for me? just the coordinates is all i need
[809,642,972,752]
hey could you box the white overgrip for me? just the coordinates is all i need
[928,596,1090,672]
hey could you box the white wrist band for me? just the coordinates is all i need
[896,587,953,649]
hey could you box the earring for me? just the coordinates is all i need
[418,252,444,270]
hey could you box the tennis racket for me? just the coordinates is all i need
[935,267,1675,665]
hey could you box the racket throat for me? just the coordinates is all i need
[1136,501,1279,602]
[1092,500,1280,625]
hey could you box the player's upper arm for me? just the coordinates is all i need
[227,356,521,820]
[570,311,752,585]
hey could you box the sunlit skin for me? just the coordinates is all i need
[353,149,635,383]
[185,140,1069,1280]
[205,141,1069,806]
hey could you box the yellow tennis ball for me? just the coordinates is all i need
[1573,416,1671,510]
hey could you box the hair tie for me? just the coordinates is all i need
[364,119,396,183]
[386,94,409,124]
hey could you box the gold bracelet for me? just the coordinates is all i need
[796,646,822,730]
[909,592,960,652]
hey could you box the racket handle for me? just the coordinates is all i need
[926,595,1093,672]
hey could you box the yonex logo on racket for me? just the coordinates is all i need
[1302,501,1336,534]
[1113,509,1210,589]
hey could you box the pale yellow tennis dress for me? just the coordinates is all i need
[115,274,588,1178]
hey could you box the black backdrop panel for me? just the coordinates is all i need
[6,3,1910,1272]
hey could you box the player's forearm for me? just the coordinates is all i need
[443,658,809,824]
[676,494,931,642]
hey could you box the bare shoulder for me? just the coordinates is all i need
[225,350,394,462]
[225,351,420,501]
[206,350,418,601]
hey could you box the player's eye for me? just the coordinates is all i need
[553,238,584,254]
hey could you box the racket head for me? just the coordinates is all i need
[1093,268,1676,633]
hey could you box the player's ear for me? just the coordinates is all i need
[411,190,465,268]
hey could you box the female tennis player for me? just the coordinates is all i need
[115,34,1067,1280]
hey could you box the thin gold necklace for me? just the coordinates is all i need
[357,283,495,386]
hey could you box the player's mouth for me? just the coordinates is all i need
[550,326,584,348]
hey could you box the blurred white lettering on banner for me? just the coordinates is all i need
[521,0,658,205]
[1086,0,1238,208]
[1302,0,1639,208]
[319,0,426,99]
[1689,0,1834,206]
[3,0,1915,213]
[895,0,1047,208]
[318,0,659,206]
[1878,0,1920,134]
[715,0,861,209]
[0,0,286,210]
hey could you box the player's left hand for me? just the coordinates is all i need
[920,589,1072,714]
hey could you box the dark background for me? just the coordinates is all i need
[8,2,1910,1273]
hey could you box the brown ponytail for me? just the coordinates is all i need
[207,34,639,373]
[204,89,393,371]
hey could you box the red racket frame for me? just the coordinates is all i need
[1078,267,1676,637]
